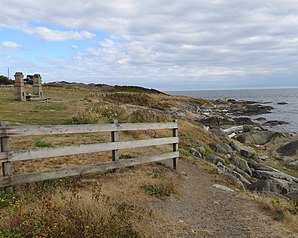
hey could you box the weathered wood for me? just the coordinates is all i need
[4,137,179,162]
[1,122,13,193]
[3,122,178,137]
[0,152,179,187]
[172,120,179,170]
[4,124,117,136]
[0,152,8,160]
[111,120,119,162]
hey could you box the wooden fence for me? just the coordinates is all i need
[0,85,13,93]
[0,121,179,192]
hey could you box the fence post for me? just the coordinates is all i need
[1,122,13,193]
[111,120,119,162]
[172,119,178,170]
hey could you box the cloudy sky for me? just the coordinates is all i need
[1,0,298,90]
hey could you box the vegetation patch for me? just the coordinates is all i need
[0,188,141,238]
[35,140,52,148]
[144,182,175,198]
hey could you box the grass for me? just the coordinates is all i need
[255,195,298,225]
[0,163,180,237]
[35,140,52,148]
[1,84,297,236]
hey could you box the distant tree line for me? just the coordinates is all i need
[0,75,14,85]
[0,75,34,85]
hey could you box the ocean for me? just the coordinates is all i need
[168,88,298,134]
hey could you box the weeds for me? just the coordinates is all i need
[35,140,52,148]
[256,196,298,222]
[0,185,141,237]
[144,183,174,197]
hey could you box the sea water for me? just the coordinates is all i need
[168,88,298,134]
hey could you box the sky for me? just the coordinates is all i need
[1,0,298,91]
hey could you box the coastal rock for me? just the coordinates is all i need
[253,170,296,183]
[222,144,234,154]
[199,116,235,128]
[247,180,270,192]
[233,117,255,125]
[268,178,292,195]
[277,140,298,156]
[263,120,289,127]
[255,117,267,122]
[229,140,244,151]
[240,147,258,160]
[212,184,234,193]
[230,103,273,116]
[277,102,288,105]
[236,131,282,145]
[286,190,298,202]
[217,162,251,187]
[289,161,298,169]
[230,156,252,176]
[234,167,252,181]
[208,143,228,155]
[247,159,261,170]
[206,154,225,165]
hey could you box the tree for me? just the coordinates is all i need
[0,75,14,85]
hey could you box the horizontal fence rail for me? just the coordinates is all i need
[1,122,178,137]
[0,121,179,192]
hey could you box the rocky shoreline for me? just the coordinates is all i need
[171,96,298,202]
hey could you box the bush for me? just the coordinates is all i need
[144,183,173,197]
[72,105,126,124]
[35,140,52,148]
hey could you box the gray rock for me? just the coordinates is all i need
[230,156,252,176]
[206,154,225,165]
[212,184,234,192]
[217,162,251,187]
[254,170,295,183]
[247,180,271,192]
[197,146,206,155]
[222,144,234,154]
[208,143,228,154]
[234,167,252,181]
[286,190,298,202]
[289,160,298,169]
[268,178,292,195]
[247,159,260,170]
[263,120,289,127]
[240,147,258,160]
[229,140,244,152]
[236,131,282,145]
[200,116,235,128]
[234,117,255,125]
[277,140,298,156]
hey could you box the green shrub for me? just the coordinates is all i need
[144,184,171,197]
[35,140,52,148]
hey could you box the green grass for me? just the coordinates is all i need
[35,140,52,148]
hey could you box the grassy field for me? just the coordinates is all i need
[0,85,296,237]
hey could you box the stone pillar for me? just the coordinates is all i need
[14,72,26,101]
[33,74,43,98]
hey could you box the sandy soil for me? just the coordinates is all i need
[148,159,297,238]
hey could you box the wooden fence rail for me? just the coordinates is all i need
[0,121,179,192]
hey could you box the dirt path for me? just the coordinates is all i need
[148,159,297,238]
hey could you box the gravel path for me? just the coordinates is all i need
[149,159,297,238]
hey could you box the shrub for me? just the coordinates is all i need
[72,104,126,124]
[35,140,52,148]
[144,183,173,197]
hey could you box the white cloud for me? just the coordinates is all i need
[1,41,21,50]
[1,0,298,89]
[24,27,95,41]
